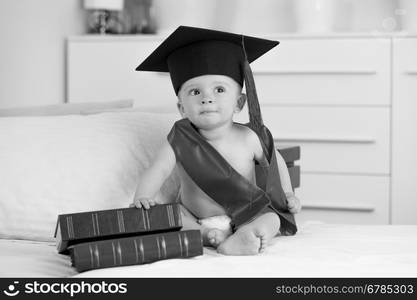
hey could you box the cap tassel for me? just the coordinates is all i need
[241,36,264,135]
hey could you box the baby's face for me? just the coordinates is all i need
[177,75,243,130]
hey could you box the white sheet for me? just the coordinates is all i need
[0,239,76,277]
[74,223,417,278]
[2,223,416,278]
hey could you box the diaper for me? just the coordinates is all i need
[197,215,233,235]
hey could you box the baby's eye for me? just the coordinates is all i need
[189,89,200,96]
[215,86,225,93]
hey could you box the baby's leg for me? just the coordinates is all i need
[179,204,201,231]
[217,211,280,255]
[198,215,232,248]
[205,229,230,247]
[179,205,229,247]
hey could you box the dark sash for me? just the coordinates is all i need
[167,118,297,235]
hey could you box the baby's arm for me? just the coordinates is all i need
[248,128,301,214]
[131,140,176,209]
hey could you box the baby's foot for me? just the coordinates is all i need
[199,215,232,248]
[217,227,264,255]
[205,228,229,247]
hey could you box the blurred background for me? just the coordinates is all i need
[0,0,416,107]
[0,0,413,107]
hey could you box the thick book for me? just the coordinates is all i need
[55,203,182,254]
[288,165,300,189]
[69,230,203,272]
[277,146,301,166]
[277,146,300,189]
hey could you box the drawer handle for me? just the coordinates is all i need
[302,202,375,212]
[404,71,417,75]
[274,136,375,144]
[253,70,377,75]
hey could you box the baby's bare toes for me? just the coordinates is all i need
[259,237,267,253]
[207,229,222,247]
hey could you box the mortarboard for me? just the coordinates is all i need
[135,26,279,133]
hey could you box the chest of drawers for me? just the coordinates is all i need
[248,37,391,225]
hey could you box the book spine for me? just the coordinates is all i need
[277,146,301,164]
[70,230,203,272]
[59,203,182,242]
[288,165,300,189]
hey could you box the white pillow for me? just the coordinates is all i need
[0,110,179,241]
[0,99,133,117]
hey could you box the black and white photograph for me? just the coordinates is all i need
[0,0,416,297]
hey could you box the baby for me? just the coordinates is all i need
[131,26,301,255]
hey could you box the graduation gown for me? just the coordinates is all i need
[167,118,297,235]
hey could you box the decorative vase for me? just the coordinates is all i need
[293,0,336,33]
[124,0,156,34]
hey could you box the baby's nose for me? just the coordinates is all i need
[201,97,214,104]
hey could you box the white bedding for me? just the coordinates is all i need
[0,239,76,277]
[73,223,417,278]
[2,223,415,278]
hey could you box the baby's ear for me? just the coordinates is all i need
[236,93,247,112]
[177,101,186,117]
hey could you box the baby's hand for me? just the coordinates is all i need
[130,197,157,210]
[286,193,301,214]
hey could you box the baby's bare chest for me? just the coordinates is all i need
[177,144,256,217]
[210,141,255,178]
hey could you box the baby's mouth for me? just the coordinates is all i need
[200,110,218,115]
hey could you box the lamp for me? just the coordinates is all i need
[84,0,125,34]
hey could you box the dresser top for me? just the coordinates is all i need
[68,31,417,42]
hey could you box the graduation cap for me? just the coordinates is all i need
[135,26,279,133]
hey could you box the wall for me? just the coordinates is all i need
[152,0,400,34]
[0,0,85,108]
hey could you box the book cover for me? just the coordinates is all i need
[69,230,203,272]
[277,146,301,165]
[55,203,182,254]
[277,146,300,189]
[288,165,300,189]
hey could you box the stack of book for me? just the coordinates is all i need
[54,203,203,272]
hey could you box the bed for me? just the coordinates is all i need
[1,223,416,278]
[1,102,416,278]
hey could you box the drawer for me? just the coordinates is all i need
[394,38,417,70]
[251,38,390,106]
[235,106,390,174]
[67,37,175,105]
[295,173,390,225]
